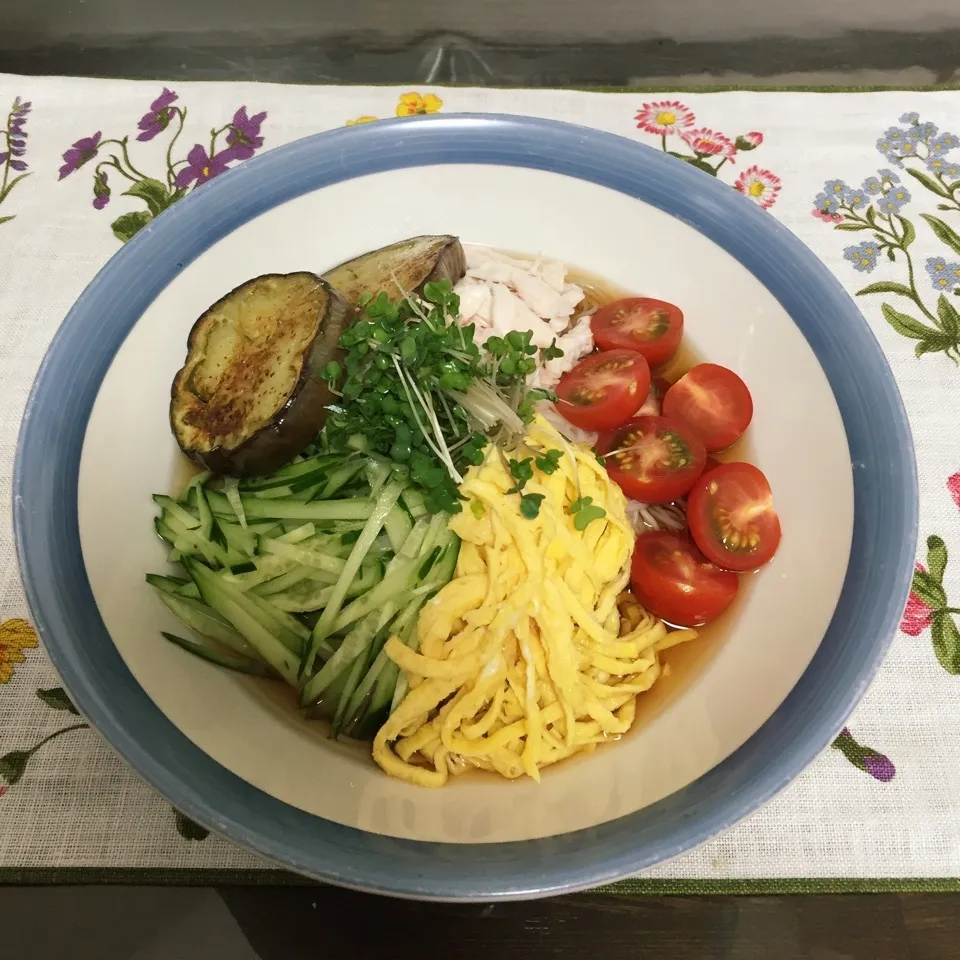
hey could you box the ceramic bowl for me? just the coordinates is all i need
[14,115,917,899]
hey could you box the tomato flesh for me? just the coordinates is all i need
[687,462,781,571]
[630,531,739,627]
[554,349,650,431]
[598,415,706,503]
[591,298,684,367]
[662,363,753,451]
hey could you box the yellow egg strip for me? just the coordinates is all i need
[371,414,698,787]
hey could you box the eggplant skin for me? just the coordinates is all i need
[170,272,352,478]
[322,235,465,306]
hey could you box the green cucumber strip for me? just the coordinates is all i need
[332,651,370,733]
[364,458,393,500]
[184,559,300,683]
[339,647,389,736]
[276,523,316,544]
[153,495,200,530]
[241,455,340,490]
[161,633,276,677]
[195,485,214,541]
[302,607,391,702]
[167,549,183,563]
[259,537,346,575]
[217,520,257,558]
[401,487,428,519]
[179,469,212,504]
[153,590,255,656]
[318,460,365,500]
[251,566,314,597]
[300,479,406,684]
[206,489,374,522]
[270,561,381,612]
[330,559,418,634]
[222,477,247,528]
[145,573,189,596]
[383,505,414,554]
[188,558,304,653]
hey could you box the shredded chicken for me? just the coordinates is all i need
[454,245,595,388]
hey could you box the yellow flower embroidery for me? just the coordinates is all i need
[0,619,38,684]
[346,115,378,126]
[395,92,443,117]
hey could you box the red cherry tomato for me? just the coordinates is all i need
[554,349,650,431]
[630,531,739,627]
[598,415,706,503]
[662,363,753,451]
[687,462,781,571]
[591,298,684,367]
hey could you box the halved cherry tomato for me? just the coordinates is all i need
[591,298,684,367]
[662,363,753,451]
[554,349,650,431]
[687,462,781,571]
[635,377,673,417]
[630,530,739,627]
[598,415,706,503]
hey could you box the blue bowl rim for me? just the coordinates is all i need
[13,113,917,900]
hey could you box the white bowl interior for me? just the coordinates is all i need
[78,164,853,843]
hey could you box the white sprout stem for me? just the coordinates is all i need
[390,356,446,463]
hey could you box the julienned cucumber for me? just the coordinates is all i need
[147,453,459,741]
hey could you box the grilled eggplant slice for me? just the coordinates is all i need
[322,235,465,306]
[171,272,352,477]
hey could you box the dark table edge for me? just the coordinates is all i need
[1,869,959,894]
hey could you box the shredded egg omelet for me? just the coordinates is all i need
[372,415,696,787]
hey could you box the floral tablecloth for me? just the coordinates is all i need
[1,75,959,890]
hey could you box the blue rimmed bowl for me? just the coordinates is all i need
[14,114,916,899]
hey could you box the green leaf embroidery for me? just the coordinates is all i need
[937,294,960,338]
[857,281,915,298]
[905,167,951,198]
[915,337,957,358]
[36,687,80,715]
[122,178,174,217]
[912,569,948,609]
[931,612,960,675]
[897,215,917,249]
[835,223,871,232]
[866,206,878,227]
[921,213,960,256]
[0,750,30,786]
[111,210,153,242]
[0,215,15,226]
[880,303,939,340]
[173,809,210,841]
[927,535,948,584]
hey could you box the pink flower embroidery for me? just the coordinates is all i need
[812,208,844,224]
[681,127,736,160]
[735,165,781,210]
[0,784,6,798]
[742,131,763,147]
[901,562,934,636]
[635,101,695,137]
[948,472,960,509]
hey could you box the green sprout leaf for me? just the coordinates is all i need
[569,495,607,530]
[519,493,545,520]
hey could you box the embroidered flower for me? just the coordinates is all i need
[844,241,880,273]
[224,106,267,161]
[0,619,38,684]
[136,88,178,142]
[395,92,443,117]
[812,208,843,224]
[948,473,960,509]
[900,562,935,636]
[346,115,378,126]
[681,127,736,159]
[899,112,920,124]
[832,728,896,781]
[876,185,911,214]
[734,165,781,209]
[58,132,102,179]
[173,143,233,189]
[92,169,110,210]
[813,192,844,216]
[635,100,696,136]
[930,132,960,156]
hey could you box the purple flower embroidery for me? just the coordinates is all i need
[224,106,266,160]
[137,88,179,142]
[59,132,102,179]
[93,169,110,210]
[831,727,896,782]
[1,95,33,224]
[174,143,233,189]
